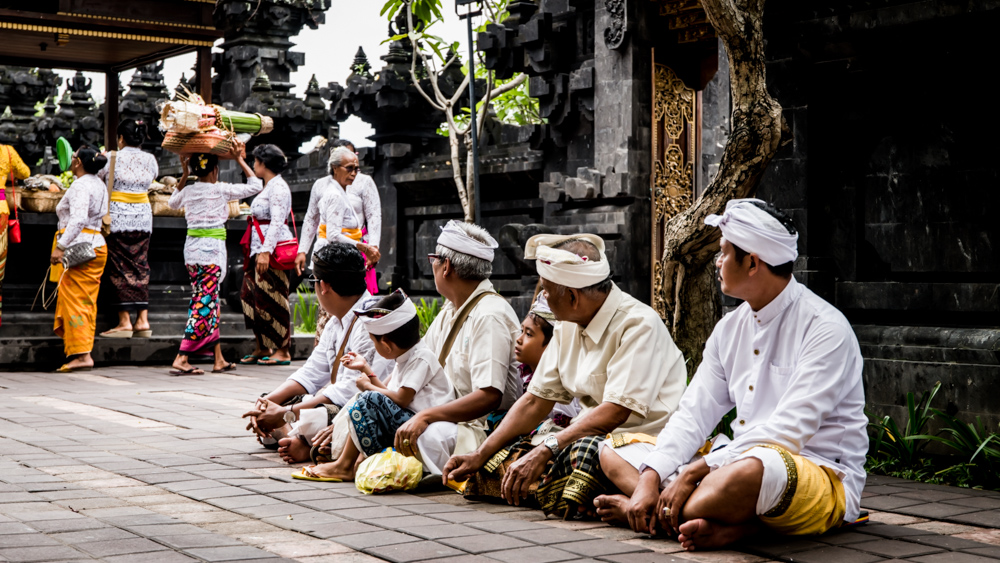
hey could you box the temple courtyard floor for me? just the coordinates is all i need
[2,364,1000,563]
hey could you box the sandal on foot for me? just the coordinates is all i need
[169,368,205,376]
[100,329,133,338]
[213,363,238,374]
[291,466,342,482]
[56,364,93,373]
[133,329,153,338]
[258,357,291,366]
[239,355,262,365]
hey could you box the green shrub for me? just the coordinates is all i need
[416,298,442,337]
[294,288,319,335]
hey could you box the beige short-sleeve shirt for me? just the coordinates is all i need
[422,280,523,424]
[527,284,688,436]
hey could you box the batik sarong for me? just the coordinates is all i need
[106,230,150,311]
[54,247,108,356]
[347,391,415,457]
[240,261,291,350]
[464,434,609,518]
[180,264,222,355]
[0,205,7,327]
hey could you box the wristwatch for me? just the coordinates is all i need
[283,406,297,425]
[543,434,560,456]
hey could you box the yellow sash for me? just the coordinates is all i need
[342,227,362,242]
[318,224,327,239]
[0,199,8,215]
[50,228,100,282]
[110,191,150,204]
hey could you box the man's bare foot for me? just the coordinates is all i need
[677,518,758,551]
[309,462,356,482]
[594,494,630,526]
[277,436,311,464]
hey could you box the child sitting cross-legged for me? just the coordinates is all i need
[292,289,453,482]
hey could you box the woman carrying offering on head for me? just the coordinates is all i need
[0,141,30,327]
[239,144,295,366]
[51,146,110,373]
[167,142,263,375]
[99,119,158,339]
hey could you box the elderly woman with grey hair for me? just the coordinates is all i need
[296,140,383,342]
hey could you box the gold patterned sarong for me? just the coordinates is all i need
[53,246,108,356]
[751,445,846,536]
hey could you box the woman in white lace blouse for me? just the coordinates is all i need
[50,146,110,373]
[98,119,158,339]
[238,144,295,366]
[168,143,263,376]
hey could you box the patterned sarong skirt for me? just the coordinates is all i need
[180,264,223,354]
[347,391,415,457]
[106,230,150,311]
[240,259,291,350]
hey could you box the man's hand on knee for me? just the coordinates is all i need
[626,469,661,534]
[394,413,430,458]
[501,446,552,506]
[654,459,710,535]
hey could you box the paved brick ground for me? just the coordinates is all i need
[2,363,1000,563]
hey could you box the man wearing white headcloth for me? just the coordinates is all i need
[443,233,688,517]
[594,199,867,551]
[391,220,523,476]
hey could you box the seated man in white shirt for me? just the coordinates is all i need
[443,234,687,517]
[594,199,867,551]
[242,242,392,462]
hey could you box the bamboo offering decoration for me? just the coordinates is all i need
[158,87,274,157]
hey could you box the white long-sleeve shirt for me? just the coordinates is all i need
[168,179,264,274]
[56,174,108,250]
[248,175,293,256]
[640,277,868,523]
[297,176,338,256]
[98,146,158,234]
[287,292,394,407]
[316,174,382,248]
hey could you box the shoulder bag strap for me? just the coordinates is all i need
[438,291,499,369]
[331,316,359,385]
[5,147,17,222]
[251,215,266,241]
[102,151,116,227]
[288,205,298,238]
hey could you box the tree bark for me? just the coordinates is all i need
[661,0,789,375]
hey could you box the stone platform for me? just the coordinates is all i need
[2,364,1000,563]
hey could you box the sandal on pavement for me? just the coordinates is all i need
[258,357,291,366]
[55,364,93,373]
[291,466,342,482]
[213,363,238,374]
[100,329,133,338]
[133,330,153,338]
[169,368,205,376]
[239,355,262,365]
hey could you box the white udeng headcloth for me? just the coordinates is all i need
[353,290,417,336]
[529,293,556,323]
[437,220,498,262]
[524,233,611,289]
[705,198,799,266]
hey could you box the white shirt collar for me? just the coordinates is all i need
[752,277,802,326]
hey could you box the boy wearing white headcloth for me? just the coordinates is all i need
[595,199,867,551]
[443,233,687,517]
[292,289,452,482]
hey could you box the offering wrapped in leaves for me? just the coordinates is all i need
[159,88,273,157]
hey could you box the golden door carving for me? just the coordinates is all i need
[651,62,696,319]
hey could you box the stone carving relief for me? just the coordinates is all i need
[604,0,628,50]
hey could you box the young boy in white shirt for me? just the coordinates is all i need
[293,289,453,482]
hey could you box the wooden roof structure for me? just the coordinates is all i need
[0,0,224,146]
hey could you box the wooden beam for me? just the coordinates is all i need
[196,46,212,103]
[110,45,196,72]
[105,70,120,151]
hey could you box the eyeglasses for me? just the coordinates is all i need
[427,254,443,266]
[340,165,360,173]
[305,275,320,288]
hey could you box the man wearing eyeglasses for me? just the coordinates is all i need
[243,242,392,463]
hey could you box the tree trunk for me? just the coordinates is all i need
[448,129,474,222]
[661,0,789,375]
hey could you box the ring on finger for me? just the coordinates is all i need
[663,507,672,517]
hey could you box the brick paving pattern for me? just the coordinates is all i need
[2,364,1000,562]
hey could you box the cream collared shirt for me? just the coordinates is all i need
[422,279,523,426]
[640,278,868,523]
[527,284,688,436]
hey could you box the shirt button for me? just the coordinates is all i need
[753,349,759,355]
[739,419,746,425]
[749,385,754,391]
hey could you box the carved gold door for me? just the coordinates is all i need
[651,60,697,319]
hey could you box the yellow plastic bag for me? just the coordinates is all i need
[355,448,423,494]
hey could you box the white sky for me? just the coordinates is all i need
[52,1,477,148]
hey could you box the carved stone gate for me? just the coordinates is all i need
[651,60,697,318]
